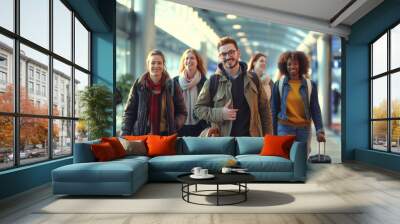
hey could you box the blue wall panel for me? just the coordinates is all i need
[345,0,400,171]
[0,158,72,199]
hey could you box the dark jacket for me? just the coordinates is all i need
[121,73,187,136]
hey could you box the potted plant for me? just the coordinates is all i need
[79,84,113,140]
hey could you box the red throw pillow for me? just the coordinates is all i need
[146,134,177,157]
[123,135,148,141]
[260,135,296,159]
[101,137,126,158]
[91,142,117,161]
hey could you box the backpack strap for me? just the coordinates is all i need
[209,75,220,107]
[305,78,312,103]
[278,75,312,103]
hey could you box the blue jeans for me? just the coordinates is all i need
[277,123,311,155]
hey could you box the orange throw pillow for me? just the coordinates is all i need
[101,137,126,158]
[146,134,177,157]
[260,135,296,159]
[123,135,148,141]
[91,142,117,161]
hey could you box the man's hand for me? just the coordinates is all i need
[317,132,326,142]
[222,100,238,121]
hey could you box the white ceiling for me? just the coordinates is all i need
[226,0,352,22]
[170,0,384,37]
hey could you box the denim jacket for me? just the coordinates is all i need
[271,75,324,135]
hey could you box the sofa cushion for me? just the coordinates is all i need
[179,137,235,155]
[236,137,264,155]
[148,154,235,172]
[52,159,147,183]
[236,155,293,172]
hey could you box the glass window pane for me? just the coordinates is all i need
[391,24,400,70]
[372,121,388,151]
[391,72,400,118]
[20,44,49,115]
[74,18,89,70]
[0,34,14,112]
[53,0,72,60]
[372,77,387,119]
[0,0,14,31]
[0,116,14,170]
[20,0,49,49]
[53,59,72,117]
[372,33,387,76]
[20,117,49,165]
[75,120,88,143]
[391,120,400,153]
[53,119,72,158]
[74,69,89,118]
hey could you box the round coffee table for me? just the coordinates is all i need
[177,172,255,206]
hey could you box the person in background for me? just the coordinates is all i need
[271,51,325,155]
[247,53,274,103]
[121,49,187,136]
[173,49,208,136]
[195,36,272,137]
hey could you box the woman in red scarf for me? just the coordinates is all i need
[121,50,187,136]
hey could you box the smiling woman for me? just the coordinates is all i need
[121,49,187,136]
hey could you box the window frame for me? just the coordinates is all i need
[0,0,92,171]
[370,20,400,154]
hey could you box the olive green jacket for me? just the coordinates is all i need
[194,62,272,136]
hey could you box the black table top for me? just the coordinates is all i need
[177,172,255,185]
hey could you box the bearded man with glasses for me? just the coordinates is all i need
[194,37,272,137]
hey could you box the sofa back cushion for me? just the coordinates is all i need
[236,137,264,155]
[73,139,100,163]
[179,137,235,155]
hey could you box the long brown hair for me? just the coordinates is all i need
[277,51,310,79]
[178,48,206,76]
[247,53,267,72]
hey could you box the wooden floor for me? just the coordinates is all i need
[1,162,400,224]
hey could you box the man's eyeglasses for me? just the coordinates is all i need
[219,49,236,58]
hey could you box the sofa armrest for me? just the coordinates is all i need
[73,140,100,163]
[289,141,307,181]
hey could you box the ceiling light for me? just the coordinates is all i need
[240,37,248,43]
[232,24,241,30]
[226,14,237,19]
[252,41,259,47]
[237,32,245,37]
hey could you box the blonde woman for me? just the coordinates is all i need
[248,53,274,102]
[173,49,208,136]
[121,49,187,136]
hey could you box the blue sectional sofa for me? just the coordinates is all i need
[52,137,307,196]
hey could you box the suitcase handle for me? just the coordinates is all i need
[318,142,326,161]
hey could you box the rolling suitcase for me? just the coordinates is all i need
[308,142,331,163]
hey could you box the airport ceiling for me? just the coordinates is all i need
[196,9,310,69]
